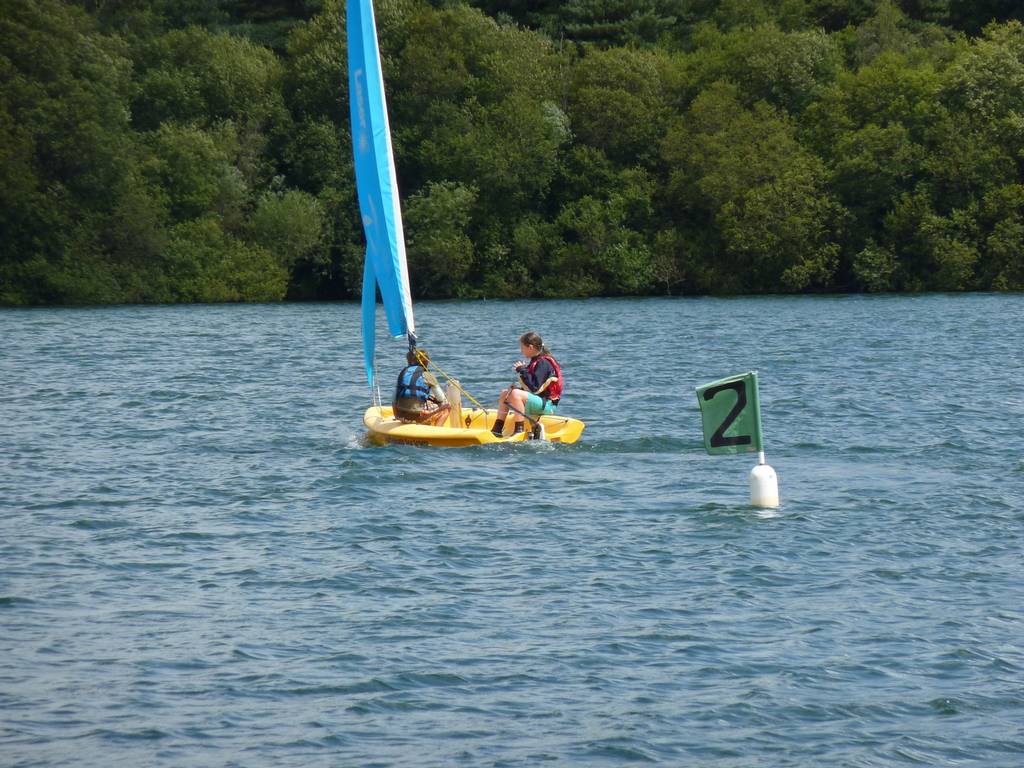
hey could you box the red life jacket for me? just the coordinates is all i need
[527,354,563,403]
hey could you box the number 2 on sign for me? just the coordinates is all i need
[702,380,752,448]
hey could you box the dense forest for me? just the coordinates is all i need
[2,0,1024,304]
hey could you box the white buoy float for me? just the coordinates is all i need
[750,451,779,509]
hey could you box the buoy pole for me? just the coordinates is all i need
[750,450,779,508]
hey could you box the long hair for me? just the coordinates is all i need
[519,331,550,357]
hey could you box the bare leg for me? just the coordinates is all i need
[506,389,529,424]
[494,388,531,435]
[496,388,512,418]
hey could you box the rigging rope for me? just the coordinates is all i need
[414,349,489,412]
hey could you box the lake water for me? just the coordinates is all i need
[2,295,1023,767]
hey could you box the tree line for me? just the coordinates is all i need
[2,0,1023,305]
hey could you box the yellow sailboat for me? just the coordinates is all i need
[347,0,584,447]
[363,405,585,447]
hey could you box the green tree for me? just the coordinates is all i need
[160,216,288,302]
[560,0,687,46]
[882,192,979,291]
[568,46,672,166]
[0,0,138,304]
[979,185,1024,289]
[850,1,931,68]
[663,82,843,291]
[803,52,942,154]
[283,118,349,193]
[676,21,841,113]
[546,168,655,296]
[142,122,249,227]
[282,2,346,124]
[133,25,287,132]
[132,23,289,196]
[404,181,478,297]
[851,240,898,292]
[390,2,567,216]
[249,189,327,267]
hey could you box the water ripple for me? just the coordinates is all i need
[2,296,1023,767]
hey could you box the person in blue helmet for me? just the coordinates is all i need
[392,348,450,426]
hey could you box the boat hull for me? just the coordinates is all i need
[363,406,585,447]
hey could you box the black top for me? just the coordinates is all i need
[517,356,557,400]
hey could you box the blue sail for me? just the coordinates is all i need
[348,0,415,389]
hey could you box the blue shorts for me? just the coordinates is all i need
[524,393,556,416]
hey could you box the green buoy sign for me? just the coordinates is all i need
[695,371,764,456]
[696,371,778,508]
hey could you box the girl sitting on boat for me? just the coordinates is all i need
[491,331,563,437]
[393,349,451,426]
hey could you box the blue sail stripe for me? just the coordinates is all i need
[347,0,415,390]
